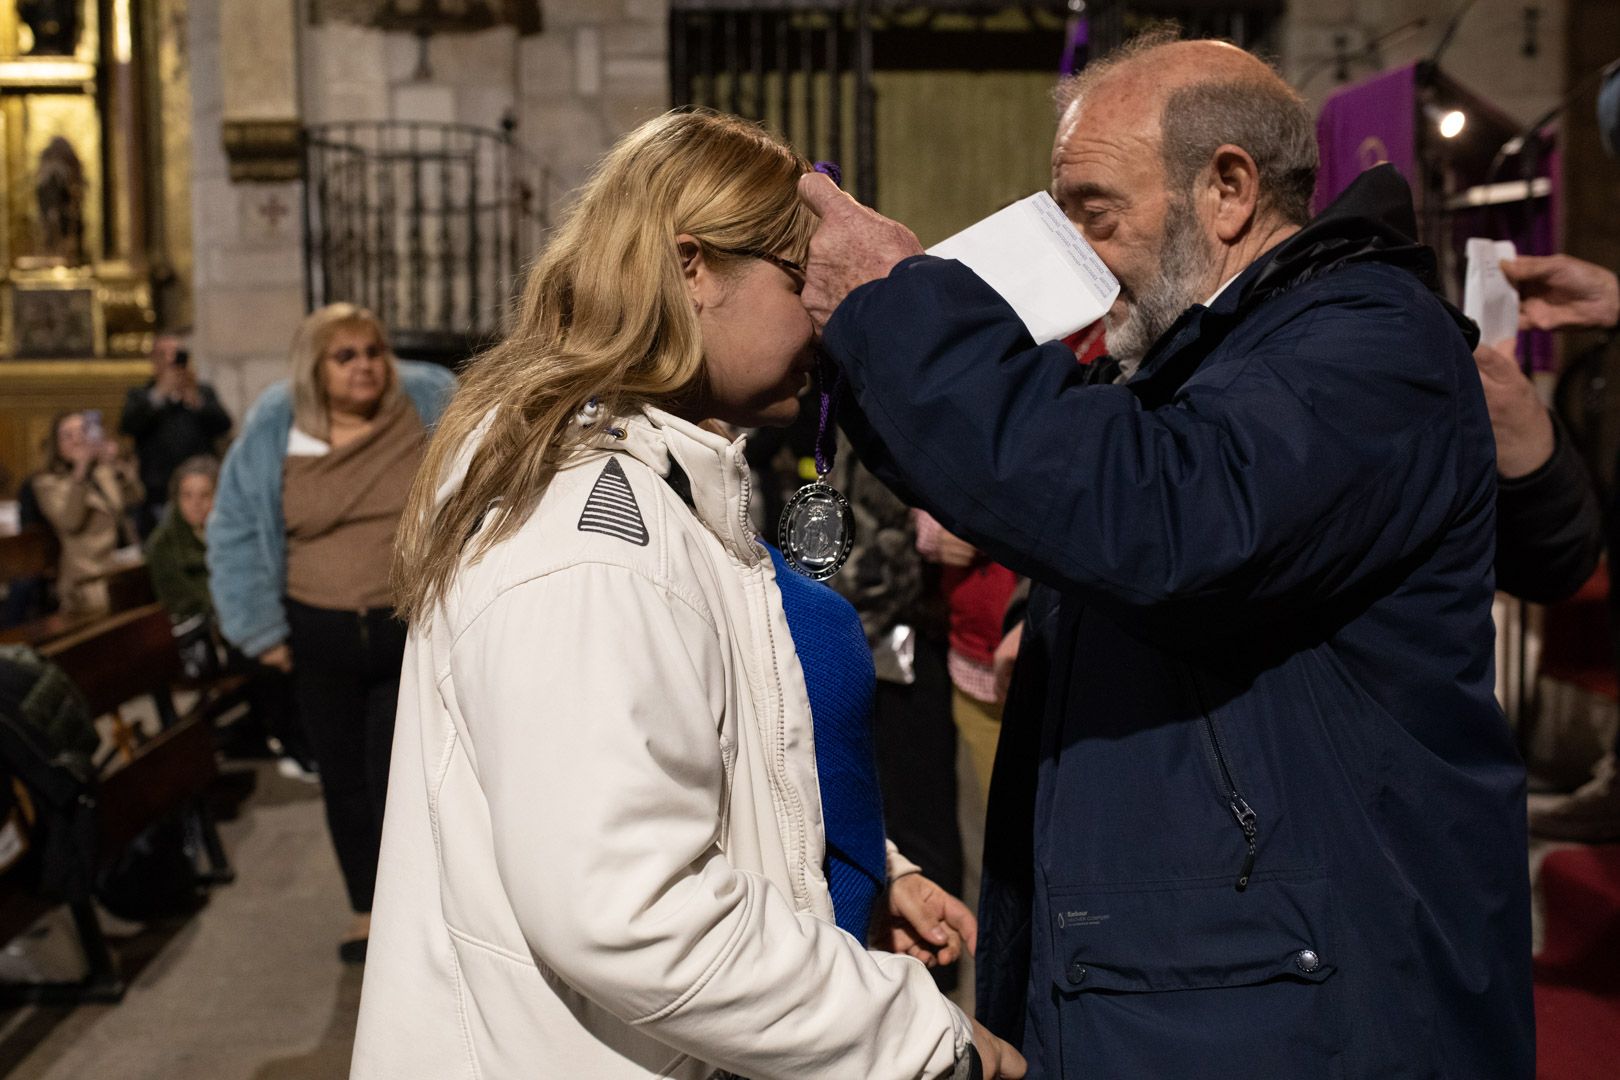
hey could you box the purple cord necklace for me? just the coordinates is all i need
[777,161,857,581]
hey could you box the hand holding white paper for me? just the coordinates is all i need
[1463,237,1519,347]
[927,192,1120,345]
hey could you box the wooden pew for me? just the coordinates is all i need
[0,559,157,649]
[0,527,59,635]
[0,603,234,1004]
[0,527,57,582]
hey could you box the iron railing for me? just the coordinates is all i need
[1084,0,1284,54]
[671,2,882,205]
[302,121,546,364]
[670,2,1282,210]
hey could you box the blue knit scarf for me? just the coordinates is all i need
[765,543,886,942]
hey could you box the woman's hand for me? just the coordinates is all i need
[876,873,976,968]
[972,1020,1028,1078]
[259,643,293,673]
[96,436,123,464]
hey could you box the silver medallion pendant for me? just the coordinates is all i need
[777,480,856,580]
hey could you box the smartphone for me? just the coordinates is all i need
[83,409,103,445]
[174,349,190,368]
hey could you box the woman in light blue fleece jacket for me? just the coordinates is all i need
[208,352,454,659]
[208,304,455,961]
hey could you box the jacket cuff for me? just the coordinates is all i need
[945,1002,977,1079]
[237,621,288,659]
[950,1042,984,1080]
[885,837,923,882]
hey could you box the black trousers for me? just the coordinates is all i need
[284,598,407,914]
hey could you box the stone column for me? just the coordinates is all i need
[189,0,307,421]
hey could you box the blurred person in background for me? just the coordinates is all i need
[144,455,221,625]
[209,303,455,962]
[1494,252,1620,841]
[30,410,142,616]
[145,455,314,771]
[120,332,232,538]
[915,511,1019,806]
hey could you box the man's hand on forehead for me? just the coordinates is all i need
[797,173,923,333]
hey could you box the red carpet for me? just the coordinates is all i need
[1534,844,1620,1079]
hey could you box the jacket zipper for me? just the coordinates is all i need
[1187,670,1259,892]
[734,453,812,907]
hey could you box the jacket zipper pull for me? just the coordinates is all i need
[1228,795,1258,892]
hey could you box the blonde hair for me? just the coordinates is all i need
[289,303,400,441]
[394,108,815,622]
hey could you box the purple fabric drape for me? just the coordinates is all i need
[1314,64,1419,213]
[1059,16,1088,77]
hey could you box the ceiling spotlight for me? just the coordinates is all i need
[1427,103,1468,139]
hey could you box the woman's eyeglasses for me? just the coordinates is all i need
[325,344,387,365]
[703,244,805,286]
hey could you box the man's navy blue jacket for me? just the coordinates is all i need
[826,167,1533,1078]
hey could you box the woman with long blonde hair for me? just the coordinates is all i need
[355,109,1022,1079]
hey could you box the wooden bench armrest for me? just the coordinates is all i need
[96,715,218,857]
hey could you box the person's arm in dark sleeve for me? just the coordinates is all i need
[1495,415,1602,603]
[119,385,160,438]
[195,385,233,439]
[827,257,1484,624]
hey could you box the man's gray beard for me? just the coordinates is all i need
[1104,199,1219,378]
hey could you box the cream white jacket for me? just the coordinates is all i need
[352,408,971,1079]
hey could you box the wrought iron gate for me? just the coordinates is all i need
[301,121,546,364]
[1085,0,1284,54]
[670,2,881,205]
[670,2,1283,211]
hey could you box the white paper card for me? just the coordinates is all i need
[927,192,1120,345]
[1463,237,1519,347]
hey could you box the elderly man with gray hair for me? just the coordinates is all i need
[798,32,1531,1080]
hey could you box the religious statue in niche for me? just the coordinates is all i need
[35,136,87,266]
[16,0,82,56]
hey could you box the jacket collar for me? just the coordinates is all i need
[1120,164,1474,400]
[590,407,761,565]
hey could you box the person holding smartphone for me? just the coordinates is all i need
[120,331,232,538]
[30,410,143,615]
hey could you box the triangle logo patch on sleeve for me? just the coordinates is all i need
[577,457,649,546]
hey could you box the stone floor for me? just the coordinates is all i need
[0,762,361,1080]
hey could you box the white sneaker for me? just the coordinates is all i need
[276,757,319,784]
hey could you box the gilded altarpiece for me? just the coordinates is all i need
[0,0,191,494]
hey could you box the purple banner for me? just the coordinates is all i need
[1314,63,1418,213]
[1060,16,1089,78]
